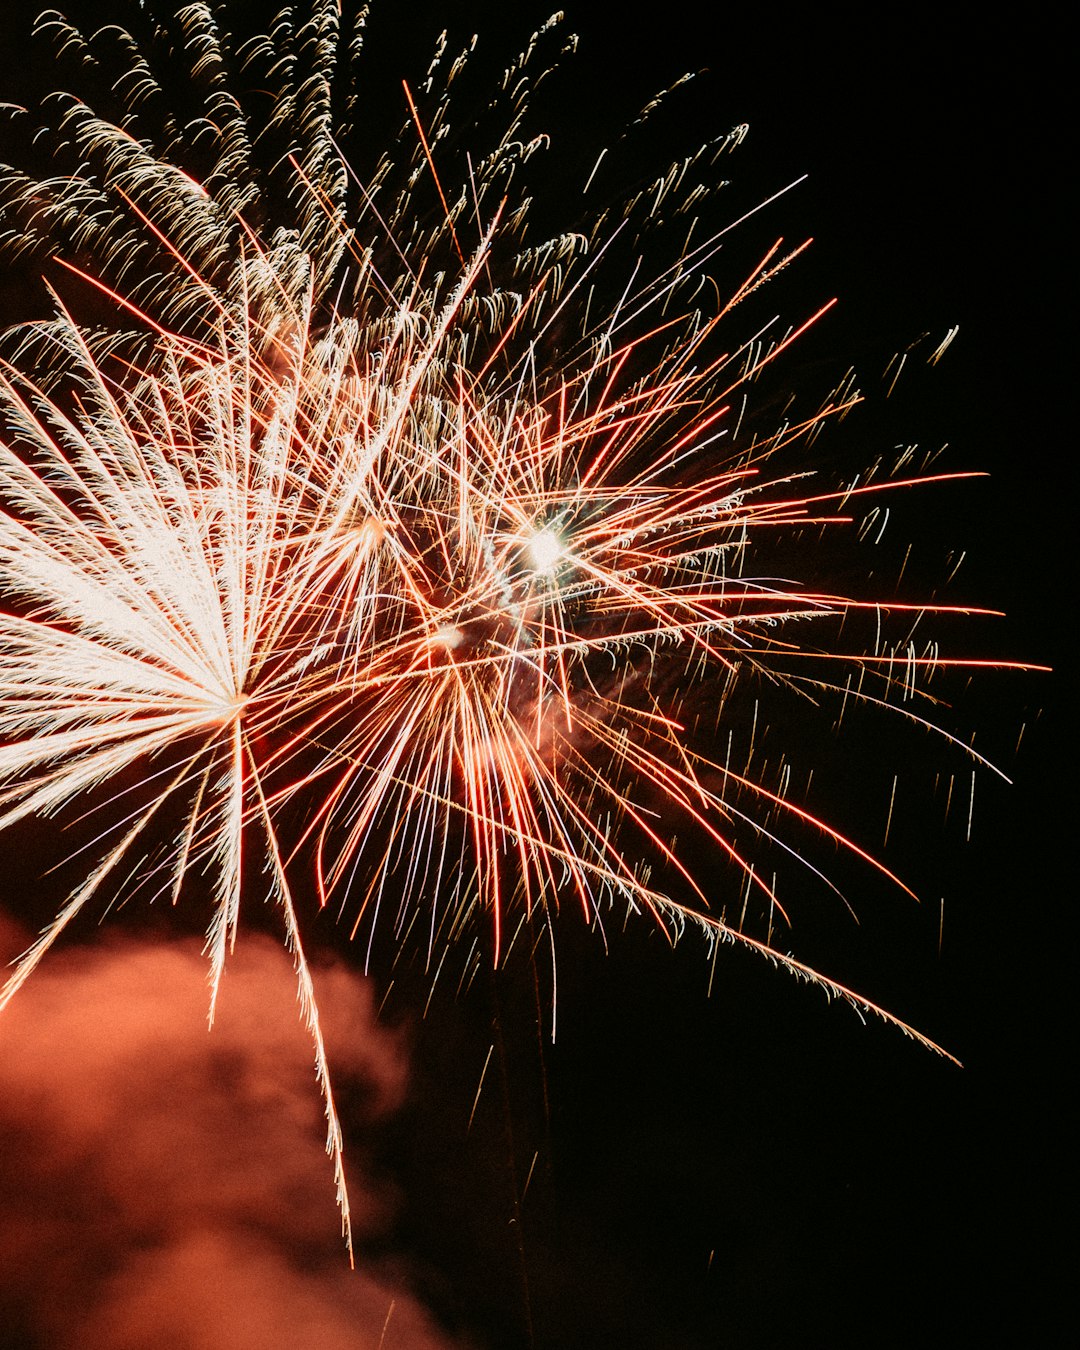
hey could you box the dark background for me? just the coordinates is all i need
[0,3,1067,1347]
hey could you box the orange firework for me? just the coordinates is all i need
[0,3,1041,1253]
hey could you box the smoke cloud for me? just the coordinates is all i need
[0,914,467,1349]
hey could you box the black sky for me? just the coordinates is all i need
[0,3,1067,1347]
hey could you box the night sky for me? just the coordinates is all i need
[0,3,1066,1347]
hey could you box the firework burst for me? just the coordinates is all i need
[0,1,1039,1252]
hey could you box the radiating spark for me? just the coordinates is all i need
[0,1,1043,1251]
[524,527,567,577]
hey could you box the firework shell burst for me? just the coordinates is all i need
[0,2,1035,1253]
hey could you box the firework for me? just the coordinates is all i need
[0,2,1037,1251]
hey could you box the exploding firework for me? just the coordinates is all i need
[0,1,1038,1252]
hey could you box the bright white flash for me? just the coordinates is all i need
[526,526,565,576]
[431,623,465,649]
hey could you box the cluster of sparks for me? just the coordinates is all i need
[0,2,1033,1252]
